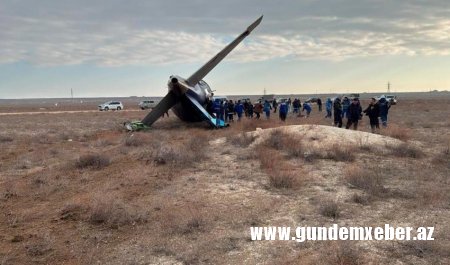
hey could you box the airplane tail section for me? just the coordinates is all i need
[141,90,179,126]
[186,15,263,86]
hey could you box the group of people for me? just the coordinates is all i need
[326,96,391,132]
[208,97,316,123]
[208,95,391,133]
[209,99,265,122]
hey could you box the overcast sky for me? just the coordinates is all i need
[1,0,449,98]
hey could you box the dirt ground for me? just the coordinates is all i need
[0,96,449,264]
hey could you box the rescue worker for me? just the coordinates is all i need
[333,98,343,128]
[234,100,244,121]
[345,98,362,130]
[272,99,278,113]
[224,100,229,122]
[363,97,380,133]
[227,100,235,122]
[263,100,272,119]
[342,96,350,118]
[243,100,249,117]
[213,98,222,126]
[378,95,391,127]
[279,101,288,121]
[302,102,312,117]
[254,101,263,119]
[293,98,300,114]
[317,98,322,112]
[325,98,332,118]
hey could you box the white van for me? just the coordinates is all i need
[138,100,158,110]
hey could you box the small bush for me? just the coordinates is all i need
[88,195,145,228]
[323,242,365,265]
[389,143,424,158]
[60,203,83,220]
[229,132,256,147]
[382,125,411,141]
[325,144,356,162]
[319,200,341,219]
[124,135,140,147]
[76,154,110,169]
[268,171,301,189]
[163,206,205,235]
[432,145,450,168]
[284,139,304,157]
[265,130,285,149]
[123,133,152,147]
[351,193,370,205]
[0,135,13,143]
[344,165,386,196]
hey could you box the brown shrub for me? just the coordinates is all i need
[432,144,450,168]
[268,170,302,189]
[325,144,356,162]
[228,132,256,147]
[162,205,206,235]
[343,165,386,196]
[88,194,146,228]
[0,134,13,143]
[318,199,341,219]
[257,146,305,189]
[284,137,304,157]
[322,241,365,265]
[389,143,424,158]
[123,132,154,147]
[60,203,83,221]
[75,154,110,169]
[265,130,285,149]
[351,193,371,205]
[258,146,278,171]
[381,125,411,141]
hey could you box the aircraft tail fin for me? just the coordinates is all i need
[141,90,179,126]
[186,15,263,86]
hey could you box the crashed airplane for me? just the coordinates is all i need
[125,16,263,131]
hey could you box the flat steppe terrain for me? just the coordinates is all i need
[0,95,449,264]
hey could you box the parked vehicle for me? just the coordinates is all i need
[375,95,397,105]
[386,95,398,105]
[275,98,288,103]
[211,96,228,103]
[138,100,158,110]
[98,101,123,111]
[305,97,319,103]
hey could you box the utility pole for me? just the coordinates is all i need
[263,88,266,96]
[71,88,74,102]
[387,82,391,93]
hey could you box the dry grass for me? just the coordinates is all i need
[1,97,450,264]
[75,153,111,169]
[389,143,424,158]
[318,199,341,219]
[88,194,146,228]
[257,146,305,189]
[381,124,411,141]
[322,241,366,265]
[268,170,301,189]
[343,165,386,197]
[0,134,13,142]
[228,132,256,147]
[325,143,356,162]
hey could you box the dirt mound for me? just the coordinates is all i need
[250,124,402,148]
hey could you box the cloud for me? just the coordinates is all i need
[1,0,450,66]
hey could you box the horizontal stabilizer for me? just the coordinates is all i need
[186,15,263,86]
[141,91,179,126]
[185,94,227,128]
